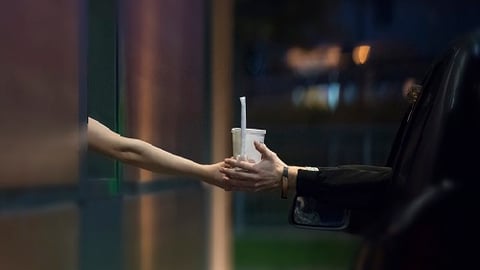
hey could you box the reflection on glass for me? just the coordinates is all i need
[293,196,350,229]
[0,204,79,270]
[121,0,207,182]
[0,1,80,187]
[123,189,208,270]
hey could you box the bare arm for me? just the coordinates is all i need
[87,117,225,188]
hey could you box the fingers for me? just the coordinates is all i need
[220,167,259,191]
[220,154,280,192]
[220,166,257,181]
[220,166,280,192]
[223,178,232,191]
[254,141,268,156]
[254,141,276,160]
[223,158,257,172]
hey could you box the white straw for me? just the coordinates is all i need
[240,96,246,158]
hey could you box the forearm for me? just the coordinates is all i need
[294,165,393,208]
[115,139,207,178]
[88,117,210,179]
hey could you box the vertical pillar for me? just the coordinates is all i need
[209,0,233,269]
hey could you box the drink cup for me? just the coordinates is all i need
[231,128,266,163]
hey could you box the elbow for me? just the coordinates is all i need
[115,139,146,165]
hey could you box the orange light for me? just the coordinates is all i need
[285,45,341,75]
[352,45,371,65]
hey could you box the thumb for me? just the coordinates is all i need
[254,141,274,160]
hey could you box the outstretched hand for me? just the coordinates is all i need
[220,141,287,192]
[200,161,231,190]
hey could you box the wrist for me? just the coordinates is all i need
[287,167,297,190]
[194,163,210,179]
[280,166,289,199]
[278,165,299,199]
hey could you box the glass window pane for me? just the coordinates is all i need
[0,1,81,187]
[121,0,208,182]
[0,204,79,270]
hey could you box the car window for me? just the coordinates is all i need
[390,48,455,195]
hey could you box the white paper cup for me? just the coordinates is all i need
[231,128,266,163]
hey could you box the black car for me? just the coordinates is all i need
[289,30,480,270]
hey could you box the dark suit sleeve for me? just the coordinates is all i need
[296,165,393,209]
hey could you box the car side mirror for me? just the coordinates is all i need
[289,194,351,230]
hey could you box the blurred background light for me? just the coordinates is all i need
[352,45,371,65]
[286,45,342,75]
